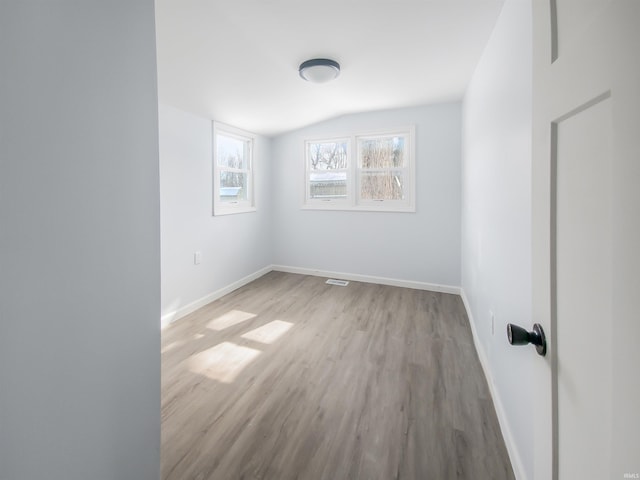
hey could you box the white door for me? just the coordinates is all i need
[532,1,640,479]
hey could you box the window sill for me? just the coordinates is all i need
[301,204,415,213]
[213,206,257,216]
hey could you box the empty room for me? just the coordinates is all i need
[156,1,516,478]
[2,1,639,480]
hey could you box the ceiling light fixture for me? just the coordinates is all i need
[299,58,340,84]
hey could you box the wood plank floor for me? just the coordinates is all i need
[161,272,514,480]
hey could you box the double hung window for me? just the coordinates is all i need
[306,138,350,203]
[304,126,415,212]
[213,122,255,216]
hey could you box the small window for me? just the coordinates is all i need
[357,133,410,206]
[303,126,415,212]
[305,138,350,205]
[213,122,256,216]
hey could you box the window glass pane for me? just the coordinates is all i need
[309,171,347,199]
[217,134,249,169]
[219,172,248,202]
[308,141,348,170]
[359,136,405,168]
[360,171,404,200]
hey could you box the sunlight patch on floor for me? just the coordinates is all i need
[241,320,294,345]
[207,310,257,331]
[188,342,261,383]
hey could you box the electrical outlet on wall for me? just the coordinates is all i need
[489,310,495,335]
[194,251,202,265]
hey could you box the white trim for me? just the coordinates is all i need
[271,264,460,294]
[301,126,416,213]
[460,288,527,480]
[160,265,272,329]
[213,121,256,216]
[304,136,352,208]
[355,126,416,212]
[299,205,416,213]
[162,265,461,329]
[212,206,257,216]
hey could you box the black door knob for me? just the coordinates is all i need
[507,323,546,356]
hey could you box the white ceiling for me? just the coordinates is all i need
[155,1,505,137]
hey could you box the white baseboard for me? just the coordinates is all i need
[161,265,458,328]
[460,289,527,480]
[271,264,461,295]
[160,265,272,328]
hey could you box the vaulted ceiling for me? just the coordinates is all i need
[155,0,505,137]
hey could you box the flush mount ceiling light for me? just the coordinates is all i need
[298,58,340,84]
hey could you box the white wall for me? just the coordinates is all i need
[462,0,533,478]
[0,2,160,479]
[159,105,273,322]
[271,104,461,287]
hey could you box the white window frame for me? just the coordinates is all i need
[213,122,256,216]
[302,126,415,212]
[304,137,352,208]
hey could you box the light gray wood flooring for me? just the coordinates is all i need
[161,272,514,479]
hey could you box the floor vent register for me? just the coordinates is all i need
[325,279,349,287]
